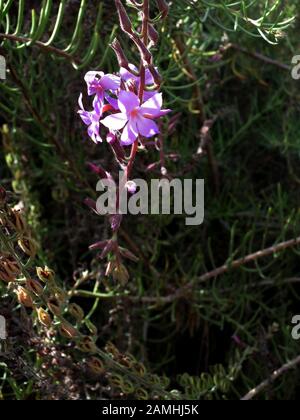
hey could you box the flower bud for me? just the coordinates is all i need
[115,0,133,35]
[26,279,44,296]
[107,133,126,164]
[16,287,34,308]
[37,307,52,327]
[148,24,159,46]
[68,303,85,322]
[87,162,108,179]
[119,247,139,263]
[156,0,169,19]
[36,266,55,283]
[110,38,130,70]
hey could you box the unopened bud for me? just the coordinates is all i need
[119,247,139,262]
[115,0,133,34]
[156,0,169,19]
[37,307,52,327]
[87,162,108,179]
[110,38,130,70]
[107,133,126,164]
[148,24,159,46]
[16,287,34,308]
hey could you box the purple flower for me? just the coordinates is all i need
[120,64,155,85]
[120,64,158,101]
[84,71,121,106]
[78,94,102,143]
[101,90,170,146]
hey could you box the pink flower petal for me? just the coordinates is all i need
[118,90,140,115]
[141,107,171,118]
[93,96,103,117]
[105,94,119,110]
[121,120,138,145]
[136,116,160,138]
[78,110,92,126]
[101,113,128,131]
[120,64,139,82]
[141,92,163,111]
[100,74,121,91]
[84,71,104,85]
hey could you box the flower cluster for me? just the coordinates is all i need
[78,65,170,146]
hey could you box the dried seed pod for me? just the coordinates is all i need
[1,257,21,278]
[77,336,97,353]
[113,264,129,285]
[47,297,62,316]
[18,237,37,258]
[86,357,105,375]
[37,307,52,327]
[105,342,121,359]
[10,209,26,233]
[0,266,14,283]
[68,303,85,322]
[0,186,7,206]
[59,322,79,339]
[52,287,67,305]
[135,388,149,400]
[36,266,55,283]
[16,287,34,308]
[26,279,44,296]
[85,319,98,336]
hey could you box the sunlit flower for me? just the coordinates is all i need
[84,71,121,105]
[78,94,102,143]
[101,90,170,146]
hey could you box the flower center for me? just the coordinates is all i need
[130,107,139,118]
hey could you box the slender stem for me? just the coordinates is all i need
[0,33,80,64]
[241,355,300,400]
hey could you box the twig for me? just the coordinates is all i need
[198,236,300,284]
[0,33,80,64]
[241,355,300,400]
[224,43,290,72]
